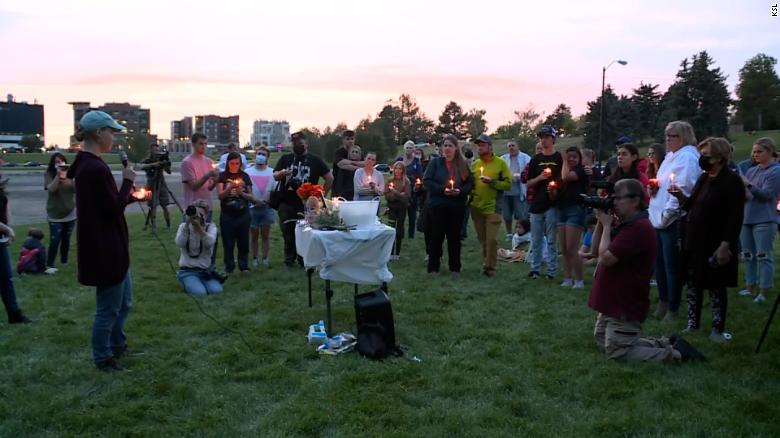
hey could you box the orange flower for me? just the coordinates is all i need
[296,182,324,199]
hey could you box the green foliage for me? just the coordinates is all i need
[435,101,469,140]
[18,134,44,152]
[492,106,543,154]
[735,53,780,131]
[631,83,663,144]
[1,213,779,435]
[542,104,578,137]
[127,133,151,162]
[465,108,488,140]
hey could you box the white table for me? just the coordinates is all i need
[295,222,395,334]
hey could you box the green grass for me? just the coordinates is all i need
[1,212,780,435]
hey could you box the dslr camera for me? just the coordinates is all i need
[590,180,614,193]
[185,204,206,226]
[580,194,614,211]
[286,176,303,191]
[152,147,172,172]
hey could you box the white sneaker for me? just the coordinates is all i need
[252,258,259,267]
[738,289,754,297]
[44,267,58,275]
[560,278,573,287]
[754,293,767,303]
[572,280,585,289]
[262,258,270,266]
[709,330,732,343]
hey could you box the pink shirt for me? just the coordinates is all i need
[181,153,215,209]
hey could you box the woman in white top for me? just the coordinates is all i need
[175,200,222,295]
[353,152,384,200]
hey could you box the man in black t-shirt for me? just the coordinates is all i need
[526,126,563,280]
[332,130,364,199]
[273,132,334,268]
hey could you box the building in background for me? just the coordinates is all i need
[0,94,44,152]
[195,114,239,153]
[170,116,193,153]
[250,119,290,147]
[69,101,151,152]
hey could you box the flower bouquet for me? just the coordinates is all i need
[295,183,353,231]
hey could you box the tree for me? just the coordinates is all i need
[127,133,150,162]
[396,94,434,144]
[630,83,662,144]
[735,53,780,131]
[661,51,731,139]
[582,86,619,158]
[492,105,542,152]
[541,104,577,137]
[435,101,468,140]
[18,134,43,152]
[465,108,488,140]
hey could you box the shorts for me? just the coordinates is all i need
[556,204,586,229]
[250,205,276,227]
[502,195,528,222]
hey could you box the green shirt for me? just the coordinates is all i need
[470,154,511,214]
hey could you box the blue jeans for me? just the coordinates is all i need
[502,195,528,222]
[177,269,223,295]
[655,225,682,312]
[741,222,777,290]
[92,270,133,365]
[530,209,559,274]
[47,220,75,268]
[0,244,20,318]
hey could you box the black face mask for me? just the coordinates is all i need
[464,150,474,159]
[699,155,714,171]
[293,143,305,156]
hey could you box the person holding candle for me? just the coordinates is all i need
[646,143,666,180]
[526,126,563,280]
[414,149,433,260]
[668,137,744,342]
[738,137,780,303]
[43,153,76,274]
[501,141,532,238]
[67,110,136,371]
[399,141,423,239]
[353,152,385,200]
[217,152,254,273]
[423,134,474,276]
[469,134,511,278]
[245,146,277,267]
[555,147,590,288]
[648,121,700,320]
[181,133,220,221]
[385,162,412,260]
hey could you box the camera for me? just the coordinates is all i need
[185,205,197,217]
[580,194,614,211]
[152,148,172,172]
[286,176,303,191]
[590,180,614,193]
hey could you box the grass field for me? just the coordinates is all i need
[1,209,779,436]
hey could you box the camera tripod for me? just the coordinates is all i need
[144,170,183,232]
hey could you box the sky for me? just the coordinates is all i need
[2,0,779,147]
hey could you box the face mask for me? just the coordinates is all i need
[698,155,714,171]
[293,143,305,156]
[256,154,267,165]
[464,150,474,159]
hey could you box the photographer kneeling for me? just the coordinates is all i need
[176,200,223,295]
[587,179,703,362]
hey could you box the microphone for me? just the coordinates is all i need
[120,152,128,168]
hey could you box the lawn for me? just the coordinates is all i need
[1,209,779,436]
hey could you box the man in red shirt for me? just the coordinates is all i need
[588,179,704,362]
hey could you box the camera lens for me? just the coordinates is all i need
[186,206,197,217]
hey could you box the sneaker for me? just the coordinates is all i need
[545,274,555,280]
[8,310,31,324]
[528,271,540,279]
[252,258,259,267]
[262,258,270,266]
[424,255,429,262]
[560,278,573,287]
[738,289,754,297]
[649,279,657,286]
[671,336,707,362]
[96,357,125,372]
[572,280,585,289]
[44,267,58,275]
[754,293,767,303]
[709,330,732,343]
[506,233,514,241]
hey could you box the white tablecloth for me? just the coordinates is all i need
[295,222,395,284]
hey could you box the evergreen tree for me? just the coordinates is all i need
[435,101,468,140]
[735,53,780,131]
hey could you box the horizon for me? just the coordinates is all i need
[2,0,778,147]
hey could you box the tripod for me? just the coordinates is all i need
[144,168,183,232]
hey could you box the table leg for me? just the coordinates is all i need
[325,280,334,336]
[307,268,314,307]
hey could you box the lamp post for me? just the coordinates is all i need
[597,59,627,169]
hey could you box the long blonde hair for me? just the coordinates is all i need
[391,161,408,192]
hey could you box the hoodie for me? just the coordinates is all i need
[67,151,133,287]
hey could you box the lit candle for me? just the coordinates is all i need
[548,180,557,190]
[388,181,395,190]
[332,198,341,209]
[649,178,659,188]
[544,168,552,177]
[480,166,484,177]
[669,173,676,183]
[449,178,455,190]
[133,188,149,200]
[415,177,421,185]
[367,174,372,183]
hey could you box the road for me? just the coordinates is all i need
[4,170,187,225]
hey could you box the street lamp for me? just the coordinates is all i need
[597,59,627,169]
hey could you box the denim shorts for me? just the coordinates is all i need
[556,204,586,229]
[250,205,276,227]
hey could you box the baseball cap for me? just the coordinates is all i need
[291,131,306,142]
[403,140,416,149]
[474,133,492,145]
[615,135,632,146]
[78,110,126,131]
[537,126,557,138]
[342,130,355,137]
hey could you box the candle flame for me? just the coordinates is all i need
[669,173,676,182]
[416,177,421,184]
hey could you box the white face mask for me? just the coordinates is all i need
[256,154,267,165]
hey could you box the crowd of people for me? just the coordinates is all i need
[1,109,778,370]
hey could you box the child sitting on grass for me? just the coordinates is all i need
[17,228,48,275]
[579,214,598,266]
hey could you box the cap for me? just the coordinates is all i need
[291,131,306,142]
[537,126,557,138]
[342,130,355,137]
[78,110,125,132]
[403,140,416,149]
[474,133,492,145]
[615,135,632,146]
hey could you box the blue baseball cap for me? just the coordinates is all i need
[615,135,632,146]
[474,133,492,145]
[537,126,557,138]
[78,110,126,132]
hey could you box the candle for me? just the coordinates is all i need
[389,181,395,190]
[415,177,421,185]
[332,198,341,209]
[449,178,455,190]
[669,173,676,183]
[548,180,557,190]
[367,174,372,183]
[133,188,149,200]
[649,178,659,188]
[480,166,484,177]
[544,168,552,177]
